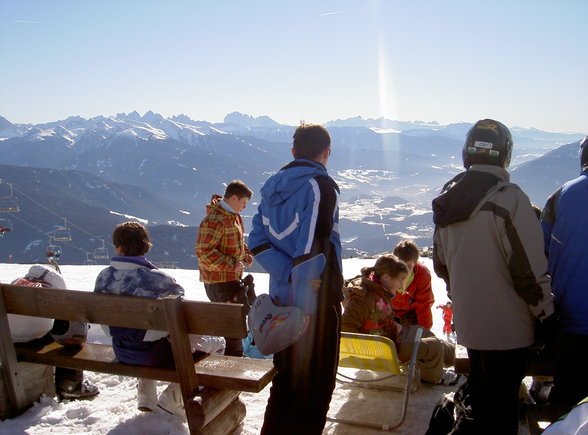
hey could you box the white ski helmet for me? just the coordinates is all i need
[248,293,307,356]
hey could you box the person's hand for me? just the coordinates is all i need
[310,279,321,292]
[394,321,403,336]
[244,253,253,268]
[234,261,244,273]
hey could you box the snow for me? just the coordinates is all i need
[0,259,531,434]
[108,210,149,224]
[369,127,401,134]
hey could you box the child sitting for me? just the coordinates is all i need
[342,254,457,385]
[94,221,224,415]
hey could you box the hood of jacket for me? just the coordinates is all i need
[432,165,513,228]
[260,159,338,207]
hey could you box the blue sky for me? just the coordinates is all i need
[2,0,587,133]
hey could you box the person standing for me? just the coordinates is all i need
[392,240,434,329]
[541,136,588,413]
[195,180,253,357]
[432,119,554,434]
[248,123,343,434]
[436,302,453,341]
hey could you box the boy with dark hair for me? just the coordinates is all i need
[392,240,434,329]
[249,123,343,434]
[292,123,331,159]
[196,180,253,356]
[111,221,153,255]
[223,179,253,200]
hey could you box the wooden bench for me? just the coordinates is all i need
[454,345,555,376]
[0,283,276,434]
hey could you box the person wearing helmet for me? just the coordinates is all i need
[540,136,588,415]
[432,119,554,434]
[9,264,99,400]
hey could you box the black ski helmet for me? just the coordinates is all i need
[580,136,588,171]
[462,119,513,169]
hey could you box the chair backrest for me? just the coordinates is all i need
[338,332,402,374]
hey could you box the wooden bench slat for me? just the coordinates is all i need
[2,284,248,339]
[15,341,275,393]
[182,302,247,339]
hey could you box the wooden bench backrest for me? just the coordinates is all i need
[1,284,247,339]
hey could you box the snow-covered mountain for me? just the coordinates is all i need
[0,112,584,264]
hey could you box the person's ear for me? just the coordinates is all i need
[291,147,295,158]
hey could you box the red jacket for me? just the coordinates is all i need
[390,261,434,329]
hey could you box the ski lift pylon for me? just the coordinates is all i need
[53,217,72,242]
[0,218,13,236]
[94,239,109,259]
[0,183,20,212]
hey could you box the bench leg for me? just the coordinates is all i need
[200,397,246,435]
[184,389,242,434]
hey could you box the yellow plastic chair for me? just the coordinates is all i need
[328,328,423,431]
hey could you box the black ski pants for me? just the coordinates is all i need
[550,330,588,411]
[261,303,341,435]
[204,280,243,357]
[467,347,527,435]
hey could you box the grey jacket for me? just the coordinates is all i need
[432,165,553,350]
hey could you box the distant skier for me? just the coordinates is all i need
[437,302,454,341]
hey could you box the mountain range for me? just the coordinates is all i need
[0,112,584,267]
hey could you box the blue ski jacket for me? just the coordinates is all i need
[542,169,588,335]
[94,256,184,366]
[248,159,344,314]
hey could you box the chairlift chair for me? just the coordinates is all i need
[84,252,97,265]
[46,237,62,260]
[53,218,72,242]
[0,218,13,236]
[94,239,109,259]
[0,197,20,213]
[0,183,20,212]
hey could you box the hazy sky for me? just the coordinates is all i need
[2,1,587,133]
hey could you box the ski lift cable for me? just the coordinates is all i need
[12,208,110,259]
[8,181,115,248]
[10,213,87,254]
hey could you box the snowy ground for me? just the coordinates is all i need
[0,258,532,434]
